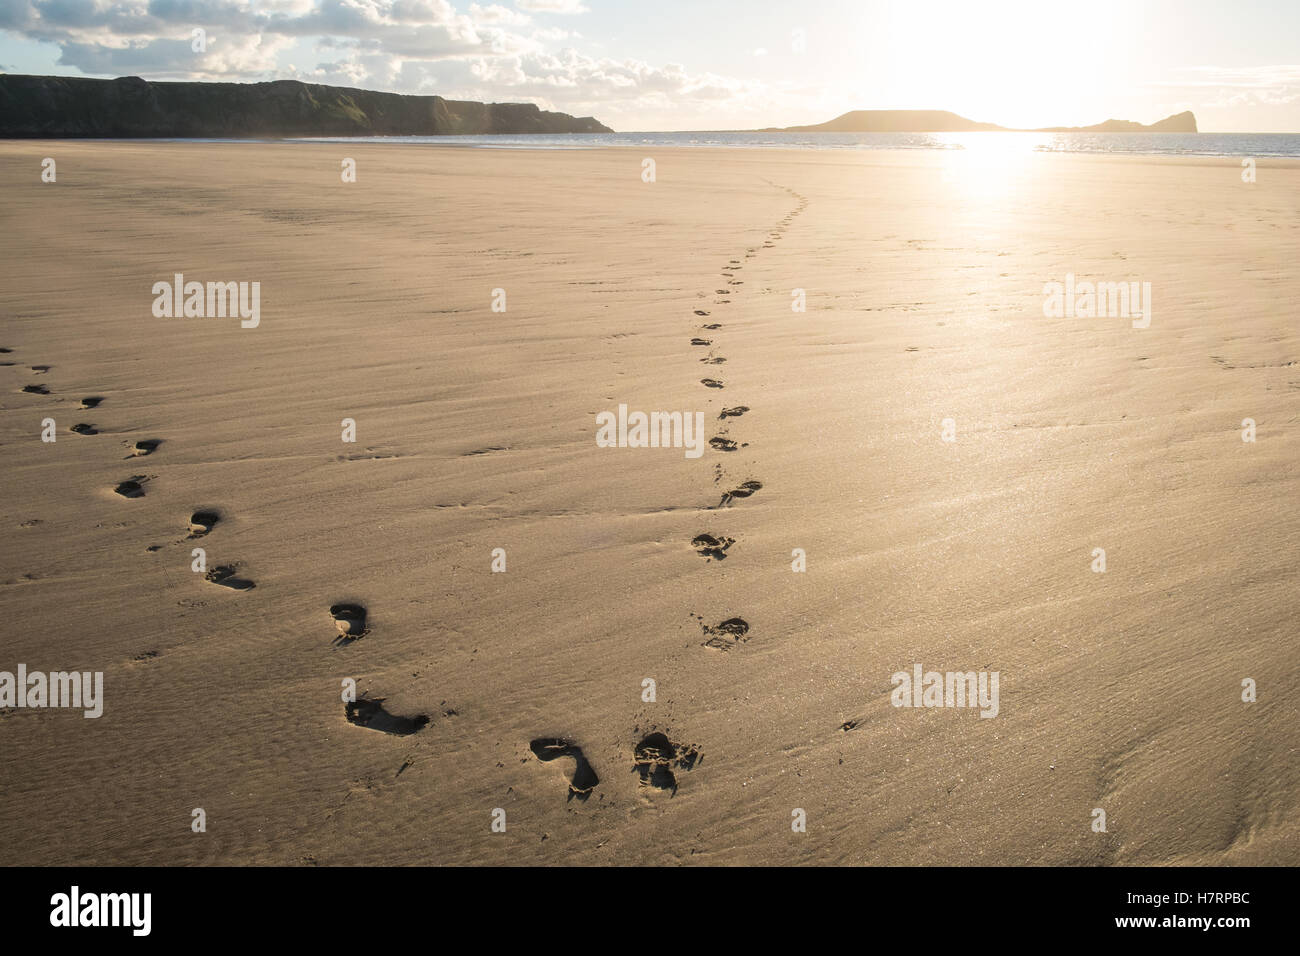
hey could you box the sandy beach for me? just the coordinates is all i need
[0,141,1296,866]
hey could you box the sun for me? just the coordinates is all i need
[877,0,1138,129]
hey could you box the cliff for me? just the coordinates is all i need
[0,74,614,138]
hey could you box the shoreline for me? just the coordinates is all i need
[5,135,1300,163]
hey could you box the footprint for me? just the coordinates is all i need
[701,323,721,330]
[718,479,761,506]
[128,439,162,458]
[30,365,51,374]
[114,477,148,499]
[691,533,734,561]
[330,603,368,642]
[529,738,599,801]
[693,310,710,316]
[188,510,220,537]
[204,565,255,591]
[709,437,739,452]
[700,379,724,389]
[80,397,103,409]
[718,406,748,419]
[715,290,730,295]
[21,384,49,395]
[70,423,98,436]
[700,356,726,365]
[632,732,701,795]
[702,617,750,650]
[345,698,429,736]
[690,338,711,346]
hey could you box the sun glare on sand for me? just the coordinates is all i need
[936,132,1050,198]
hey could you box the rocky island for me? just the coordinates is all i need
[766,109,1197,133]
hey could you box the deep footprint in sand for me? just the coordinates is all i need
[700,356,725,364]
[719,406,749,419]
[70,423,99,436]
[80,397,103,409]
[633,732,702,794]
[700,378,724,389]
[204,565,255,591]
[529,738,600,801]
[693,310,710,316]
[709,437,739,452]
[692,533,734,561]
[701,323,721,330]
[21,384,49,395]
[330,603,368,642]
[702,617,750,650]
[128,439,162,458]
[114,477,149,499]
[188,510,220,537]
[718,479,762,506]
[345,698,429,736]
[691,338,711,346]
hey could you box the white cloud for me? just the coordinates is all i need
[468,3,530,25]
[515,0,588,13]
[1153,65,1300,107]
[0,0,760,125]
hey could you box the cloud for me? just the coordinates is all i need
[58,34,294,77]
[468,3,529,26]
[515,0,587,13]
[1153,65,1300,107]
[0,0,758,122]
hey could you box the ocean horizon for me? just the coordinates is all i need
[276,130,1300,158]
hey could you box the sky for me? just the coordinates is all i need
[1,0,1297,132]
